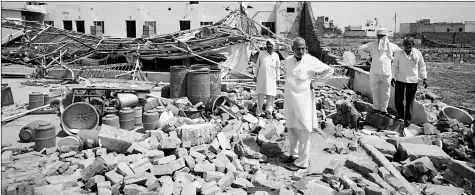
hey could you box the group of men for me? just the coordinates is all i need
[252,29,428,171]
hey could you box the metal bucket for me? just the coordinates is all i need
[113,93,139,109]
[143,110,159,130]
[104,107,119,116]
[102,114,120,128]
[187,70,210,105]
[57,135,83,152]
[61,102,100,135]
[439,106,474,126]
[170,65,190,98]
[29,92,44,110]
[34,121,56,152]
[134,106,143,126]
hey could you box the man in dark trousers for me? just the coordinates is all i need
[391,37,428,126]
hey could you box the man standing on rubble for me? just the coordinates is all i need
[281,37,334,171]
[254,39,280,118]
[358,28,400,116]
[391,36,428,126]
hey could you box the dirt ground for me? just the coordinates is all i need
[426,62,475,110]
[1,78,65,149]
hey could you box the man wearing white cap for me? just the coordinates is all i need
[358,28,400,116]
[254,39,280,118]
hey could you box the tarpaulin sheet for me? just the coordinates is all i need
[217,42,251,78]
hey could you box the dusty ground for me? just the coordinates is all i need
[426,62,475,110]
[1,78,65,149]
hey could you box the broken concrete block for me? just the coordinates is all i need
[378,167,391,181]
[96,148,107,156]
[117,162,135,177]
[216,152,232,166]
[323,160,343,176]
[399,143,451,169]
[422,184,464,195]
[133,162,152,174]
[443,160,475,194]
[423,123,440,135]
[364,186,388,195]
[130,158,149,170]
[204,171,225,182]
[304,182,335,195]
[232,177,254,189]
[97,181,111,190]
[367,173,395,192]
[352,187,365,195]
[360,135,396,156]
[85,175,105,190]
[158,137,182,149]
[105,170,123,186]
[175,148,188,159]
[212,159,226,173]
[201,185,221,195]
[345,158,378,176]
[180,183,196,195]
[401,156,437,178]
[184,156,196,170]
[365,109,395,130]
[123,184,147,195]
[176,123,219,147]
[385,177,407,193]
[217,172,234,189]
[232,159,244,172]
[251,170,267,186]
[124,172,148,185]
[190,144,210,154]
[45,175,78,185]
[154,155,176,165]
[190,150,206,160]
[209,138,221,154]
[340,175,357,189]
[217,132,231,150]
[81,157,107,181]
[194,163,216,173]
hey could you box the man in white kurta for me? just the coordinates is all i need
[254,39,280,117]
[282,37,334,171]
[358,28,400,115]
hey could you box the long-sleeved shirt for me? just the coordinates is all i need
[358,41,400,75]
[392,48,427,83]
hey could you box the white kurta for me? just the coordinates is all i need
[283,54,334,167]
[255,50,280,96]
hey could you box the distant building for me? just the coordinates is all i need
[343,18,393,37]
[399,19,474,35]
[315,16,339,36]
[1,1,47,42]
[2,1,304,39]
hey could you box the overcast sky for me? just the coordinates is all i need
[311,2,475,31]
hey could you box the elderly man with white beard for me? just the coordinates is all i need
[280,37,334,171]
[358,28,400,116]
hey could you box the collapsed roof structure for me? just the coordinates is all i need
[1,3,292,81]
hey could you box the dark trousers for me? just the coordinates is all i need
[394,80,418,121]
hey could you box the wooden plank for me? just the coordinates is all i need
[1,105,49,124]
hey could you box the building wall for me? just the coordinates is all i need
[433,23,465,32]
[39,2,299,38]
[465,21,475,32]
[399,23,411,33]
[1,9,22,20]
[274,2,301,39]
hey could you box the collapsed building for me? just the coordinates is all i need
[1,2,475,195]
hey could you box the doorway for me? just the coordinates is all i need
[126,20,136,38]
[63,20,73,31]
[180,20,190,31]
[75,20,85,33]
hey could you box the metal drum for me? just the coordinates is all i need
[119,107,135,130]
[102,114,120,128]
[170,65,189,98]
[61,102,100,135]
[34,121,56,151]
[187,70,210,105]
[114,93,139,109]
[29,92,44,109]
[43,93,51,106]
[57,135,83,152]
[143,110,159,130]
[19,120,42,143]
[209,68,222,99]
[134,106,143,126]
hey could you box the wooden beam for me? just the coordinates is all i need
[1,105,49,124]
